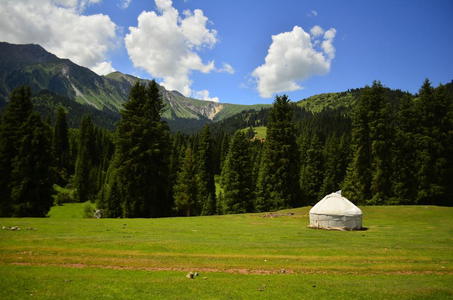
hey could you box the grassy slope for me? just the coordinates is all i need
[0,204,452,299]
[213,104,270,121]
[239,126,267,140]
[296,92,356,113]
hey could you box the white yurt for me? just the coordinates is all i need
[309,192,362,230]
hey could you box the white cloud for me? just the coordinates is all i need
[308,10,318,17]
[124,0,218,96]
[194,89,219,102]
[310,25,324,37]
[54,0,101,12]
[0,0,117,73]
[118,0,132,9]
[92,61,116,75]
[252,25,336,98]
[218,63,235,74]
[322,28,336,60]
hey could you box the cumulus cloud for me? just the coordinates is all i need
[322,28,336,60]
[310,25,324,37]
[0,0,117,73]
[92,61,116,75]
[252,25,336,98]
[194,90,219,103]
[124,0,218,96]
[217,63,235,74]
[118,0,132,9]
[308,10,318,17]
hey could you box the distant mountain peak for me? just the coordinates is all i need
[0,42,269,132]
[171,90,185,97]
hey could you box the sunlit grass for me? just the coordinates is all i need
[1,204,452,299]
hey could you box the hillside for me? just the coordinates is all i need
[0,42,270,131]
[295,87,415,113]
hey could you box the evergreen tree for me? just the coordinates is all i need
[0,86,33,216]
[256,95,299,211]
[174,147,198,216]
[413,80,452,205]
[53,107,70,185]
[369,82,393,204]
[320,134,350,196]
[10,113,54,216]
[168,133,186,213]
[221,131,254,214]
[391,94,418,204]
[299,134,324,205]
[101,81,172,217]
[196,125,216,215]
[342,83,375,204]
[250,139,264,191]
[219,132,230,172]
[73,115,96,202]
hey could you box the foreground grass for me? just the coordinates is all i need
[1,205,452,299]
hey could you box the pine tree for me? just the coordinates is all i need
[174,147,198,216]
[53,107,70,185]
[413,80,452,205]
[343,81,396,204]
[10,113,54,217]
[391,94,418,204]
[221,131,254,214]
[320,134,350,197]
[369,82,393,204]
[299,134,324,205]
[196,125,216,215]
[342,84,374,204]
[256,95,299,211]
[73,115,96,202]
[101,81,172,217]
[219,132,230,172]
[0,86,33,216]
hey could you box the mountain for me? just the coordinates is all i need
[0,42,269,131]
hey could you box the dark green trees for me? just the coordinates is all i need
[319,134,350,197]
[100,81,172,217]
[342,81,391,204]
[174,147,198,216]
[196,125,216,215]
[256,95,299,211]
[413,80,452,205]
[342,80,452,206]
[0,86,54,216]
[221,131,254,214]
[299,134,324,205]
[0,87,33,215]
[391,94,418,204]
[73,116,97,202]
[53,107,70,184]
[10,113,54,216]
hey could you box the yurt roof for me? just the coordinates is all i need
[309,193,362,216]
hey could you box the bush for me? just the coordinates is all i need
[54,192,72,206]
[83,202,95,218]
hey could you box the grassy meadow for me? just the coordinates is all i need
[1,204,452,299]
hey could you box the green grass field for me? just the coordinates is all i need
[239,126,267,140]
[1,204,452,299]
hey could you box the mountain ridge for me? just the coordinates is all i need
[0,42,270,131]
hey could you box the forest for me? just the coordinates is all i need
[0,79,451,217]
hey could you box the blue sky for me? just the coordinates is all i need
[1,0,452,104]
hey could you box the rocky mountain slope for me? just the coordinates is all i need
[0,42,269,131]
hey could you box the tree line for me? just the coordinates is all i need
[0,79,451,217]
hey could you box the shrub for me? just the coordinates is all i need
[83,202,95,218]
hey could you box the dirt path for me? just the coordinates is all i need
[4,262,452,275]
